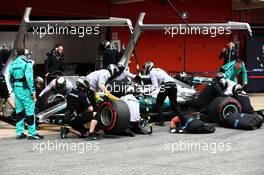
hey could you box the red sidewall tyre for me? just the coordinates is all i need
[99,100,130,134]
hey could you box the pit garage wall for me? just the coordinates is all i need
[232,8,264,62]
[0,32,99,65]
[0,0,232,74]
[109,0,232,73]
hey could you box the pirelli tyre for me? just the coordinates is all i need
[99,100,130,134]
[208,97,242,123]
[38,90,66,111]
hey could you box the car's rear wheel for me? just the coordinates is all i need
[208,97,242,123]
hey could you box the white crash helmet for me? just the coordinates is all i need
[232,84,243,96]
[142,61,154,75]
[35,76,44,84]
[55,76,66,90]
[219,78,228,90]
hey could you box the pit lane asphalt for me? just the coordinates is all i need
[1,93,264,175]
[0,123,263,175]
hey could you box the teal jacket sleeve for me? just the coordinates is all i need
[241,62,248,84]
[221,60,236,71]
[25,62,36,94]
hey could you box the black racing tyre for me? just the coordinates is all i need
[208,97,242,123]
[99,100,130,134]
[38,90,65,111]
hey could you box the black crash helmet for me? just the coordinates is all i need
[76,78,90,91]
[107,64,119,77]
[117,64,125,75]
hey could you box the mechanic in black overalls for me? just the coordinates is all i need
[196,72,228,113]
[0,45,11,67]
[44,44,65,76]
[60,78,101,141]
[142,61,184,126]
[102,41,119,69]
[232,84,254,114]
[219,41,239,65]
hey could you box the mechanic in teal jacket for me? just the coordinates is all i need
[8,47,43,140]
[220,59,248,87]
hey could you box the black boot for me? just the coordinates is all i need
[60,127,70,139]
[16,133,27,139]
[86,132,101,141]
[122,128,135,137]
[28,134,44,140]
[130,122,148,135]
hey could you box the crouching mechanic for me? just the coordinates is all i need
[60,78,101,140]
[8,47,43,140]
[142,61,184,126]
[107,65,147,136]
[86,64,140,136]
[39,76,73,97]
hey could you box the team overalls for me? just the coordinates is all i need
[149,68,184,123]
[220,60,248,84]
[66,88,98,136]
[8,55,37,137]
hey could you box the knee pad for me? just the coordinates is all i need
[26,115,35,125]
[16,112,25,123]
